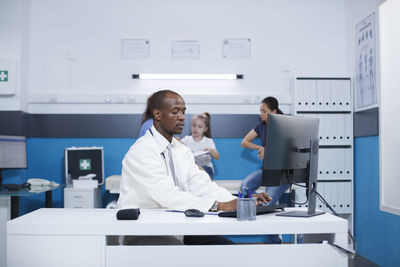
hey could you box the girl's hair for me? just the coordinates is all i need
[261,97,283,114]
[193,112,212,138]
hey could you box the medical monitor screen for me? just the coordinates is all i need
[262,114,319,186]
[0,135,27,169]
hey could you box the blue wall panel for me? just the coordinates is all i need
[2,137,262,216]
[354,136,400,267]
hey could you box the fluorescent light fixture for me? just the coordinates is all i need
[132,74,243,80]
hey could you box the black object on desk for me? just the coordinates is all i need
[116,208,141,220]
[184,209,205,217]
[218,203,286,218]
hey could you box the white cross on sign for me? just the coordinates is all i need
[0,71,8,81]
[80,159,91,170]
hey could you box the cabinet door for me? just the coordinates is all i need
[8,235,105,267]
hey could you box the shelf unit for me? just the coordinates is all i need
[293,77,354,234]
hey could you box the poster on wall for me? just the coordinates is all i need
[121,39,150,59]
[171,41,200,60]
[355,13,377,111]
[222,38,251,59]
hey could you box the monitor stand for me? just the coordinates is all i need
[276,138,325,218]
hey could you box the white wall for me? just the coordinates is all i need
[0,0,27,111]
[1,0,350,114]
[379,0,400,216]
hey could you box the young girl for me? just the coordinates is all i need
[181,112,219,180]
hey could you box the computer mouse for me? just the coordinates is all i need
[184,209,204,217]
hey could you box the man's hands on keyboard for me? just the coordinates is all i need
[253,192,272,206]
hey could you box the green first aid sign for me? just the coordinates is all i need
[0,70,8,82]
[79,159,91,171]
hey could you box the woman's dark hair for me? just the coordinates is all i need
[193,112,212,138]
[261,96,283,114]
[141,94,154,125]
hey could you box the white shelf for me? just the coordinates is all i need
[294,77,354,236]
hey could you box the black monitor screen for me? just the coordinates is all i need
[262,114,319,187]
[0,135,27,169]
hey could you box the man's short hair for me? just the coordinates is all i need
[149,90,181,117]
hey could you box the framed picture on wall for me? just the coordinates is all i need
[355,13,377,111]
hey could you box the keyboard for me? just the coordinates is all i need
[218,203,286,218]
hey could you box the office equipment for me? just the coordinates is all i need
[184,209,204,217]
[72,179,98,188]
[236,197,256,221]
[218,203,286,218]
[116,208,140,220]
[0,183,30,191]
[105,175,121,194]
[261,114,323,217]
[65,146,104,186]
[64,187,102,208]
[7,208,348,267]
[0,135,27,185]
[27,178,58,187]
[64,147,103,208]
[132,74,244,80]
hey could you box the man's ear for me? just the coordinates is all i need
[153,108,161,121]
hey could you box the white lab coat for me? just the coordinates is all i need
[118,126,235,212]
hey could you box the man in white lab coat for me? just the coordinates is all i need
[118,90,271,245]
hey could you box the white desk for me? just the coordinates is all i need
[7,208,348,267]
[0,184,58,267]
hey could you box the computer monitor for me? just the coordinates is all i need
[261,114,324,217]
[0,135,27,185]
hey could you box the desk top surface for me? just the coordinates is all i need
[0,184,59,197]
[8,208,347,236]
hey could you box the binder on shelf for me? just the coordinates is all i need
[326,114,334,145]
[337,182,344,213]
[323,182,332,211]
[315,81,324,111]
[330,80,339,111]
[328,115,336,145]
[318,148,326,180]
[338,149,346,179]
[328,151,334,179]
[338,80,351,111]
[295,80,305,110]
[316,182,324,210]
[296,80,316,111]
[343,80,352,110]
[320,114,327,145]
[319,80,331,111]
[306,80,317,110]
[344,149,353,178]
[344,114,353,144]
[331,149,339,179]
[343,181,352,213]
[337,114,346,145]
